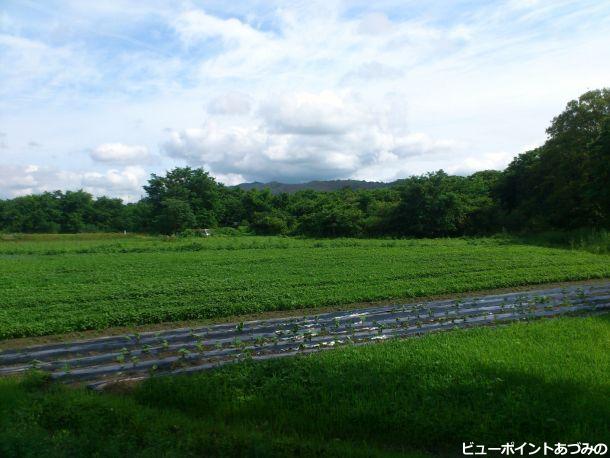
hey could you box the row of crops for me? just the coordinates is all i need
[1,236,610,339]
[1,282,608,389]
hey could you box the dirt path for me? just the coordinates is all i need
[1,282,609,390]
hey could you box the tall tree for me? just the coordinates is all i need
[497,89,610,230]
[585,117,610,227]
[59,190,95,233]
[390,171,468,237]
[153,198,196,234]
[144,167,222,232]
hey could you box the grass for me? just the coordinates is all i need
[511,229,610,254]
[1,235,610,339]
[1,314,608,457]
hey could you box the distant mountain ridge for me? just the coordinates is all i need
[235,179,397,194]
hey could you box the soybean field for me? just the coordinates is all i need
[1,234,610,339]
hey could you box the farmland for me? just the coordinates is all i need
[0,281,606,389]
[2,234,610,340]
[1,314,609,457]
[1,234,609,456]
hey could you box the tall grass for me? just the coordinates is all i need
[508,229,610,254]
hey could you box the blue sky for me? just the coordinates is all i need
[1,0,609,201]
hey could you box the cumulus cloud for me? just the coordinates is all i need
[80,166,147,200]
[261,91,362,135]
[0,164,146,202]
[162,90,460,182]
[3,0,610,189]
[90,143,150,164]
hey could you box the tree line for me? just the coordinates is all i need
[1,89,608,237]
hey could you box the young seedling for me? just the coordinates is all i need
[232,338,244,348]
[332,317,340,330]
[178,348,190,359]
[241,348,253,360]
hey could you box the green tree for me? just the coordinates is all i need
[585,117,610,227]
[153,198,196,234]
[59,190,95,233]
[390,171,468,237]
[0,192,62,233]
[123,200,153,233]
[144,167,221,231]
[250,212,289,235]
[497,88,610,230]
[92,196,127,232]
[297,199,364,237]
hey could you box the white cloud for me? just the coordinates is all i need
[90,143,150,164]
[2,0,610,189]
[80,166,147,200]
[163,90,459,182]
[0,164,146,202]
[172,9,268,47]
[446,152,515,176]
[261,91,361,135]
[0,34,100,102]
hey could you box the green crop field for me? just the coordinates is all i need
[1,314,608,457]
[1,234,610,339]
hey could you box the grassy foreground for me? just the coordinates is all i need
[1,314,608,457]
[1,234,610,338]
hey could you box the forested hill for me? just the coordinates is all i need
[235,179,394,194]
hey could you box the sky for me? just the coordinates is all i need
[1,0,609,202]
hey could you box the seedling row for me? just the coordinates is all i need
[1,282,608,389]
